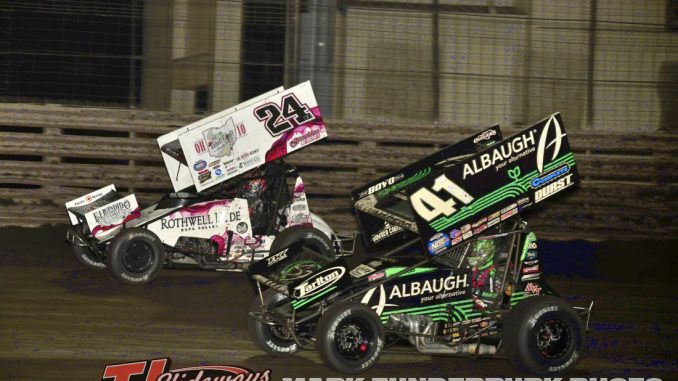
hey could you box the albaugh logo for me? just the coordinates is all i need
[360,284,398,316]
[101,357,270,381]
[536,114,567,174]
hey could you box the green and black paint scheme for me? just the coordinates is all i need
[247,113,593,375]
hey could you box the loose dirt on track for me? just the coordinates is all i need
[0,225,676,380]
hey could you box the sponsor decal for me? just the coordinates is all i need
[286,176,312,228]
[100,357,270,381]
[350,264,376,278]
[193,160,207,171]
[266,248,288,266]
[279,261,321,282]
[501,203,517,214]
[197,169,212,184]
[487,217,500,227]
[288,213,311,226]
[524,233,538,251]
[370,221,404,243]
[535,173,575,202]
[531,164,570,188]
[518,201,534,212]
[214,167,223,177]
[471,217,487,229]
[368,271,385,282]
[500,208,517,220]
[473,224,487,235]
[83,194,140,238]
[92,199,132,226]
[388,274,468,299]
[536,114,567,174]
[65,184,117,225]
[292,203,308,212]
[473,128,497,144]
[525,250,538,260]
[521,273,541,281]
[160,209,242,231]
[362,274,469,312]
[289,128,323,148]
[463,129,537,179]
[451,235,463,245]
[209,159,221,167]
[461,224,471,233]
[517,196,530,205]
[427,232,451,255]
[523,259,539,266]
[522,264,540,274]
[360,284,399,315]
[236,221,248,234]
[239,155,262,168]
[293,266,345,298]
[449,229,462,239]
[524,282,542,294]
[226,165,238,176]
[360,173,406,198]
[203,118,237,160]
[462,230,473,240]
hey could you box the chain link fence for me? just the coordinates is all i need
[2,0,677,131]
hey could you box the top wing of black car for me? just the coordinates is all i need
[352,113,580,256]
[351,125,503,249]
[407,112,580,255]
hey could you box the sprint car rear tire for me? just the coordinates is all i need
[316,301,385,374]
[503,295,585,376]
[248,289,300,355]
[106,228,164,285]
[270,226,334,282]
[70,225,106,270]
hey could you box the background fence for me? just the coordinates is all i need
[1,0,677,240]
[1,103,675,240]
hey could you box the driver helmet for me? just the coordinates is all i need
[468,239,496,268]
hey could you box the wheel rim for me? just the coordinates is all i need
[334,317,374,360]
[535,319,571,359]
[122,241,154,274]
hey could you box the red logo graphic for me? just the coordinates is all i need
[194,140,208,154]
[525,282,542,295]
[101,358,170,381]
[101,358,270,381]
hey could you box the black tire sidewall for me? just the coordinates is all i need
[106,228,164,285]
[248,289,299,355]
[316,302,385,374]
[70,224,107,270]
[505,296,584,375]
[270,226,333,257]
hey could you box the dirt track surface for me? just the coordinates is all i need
[0,225,676,380]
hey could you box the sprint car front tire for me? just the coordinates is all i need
[316,301,385,374]
[503,295,585,376]
[70,225,106,270]
[106,228,164,285]
[248,289,300,355]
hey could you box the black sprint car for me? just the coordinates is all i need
[247,113,593,375]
